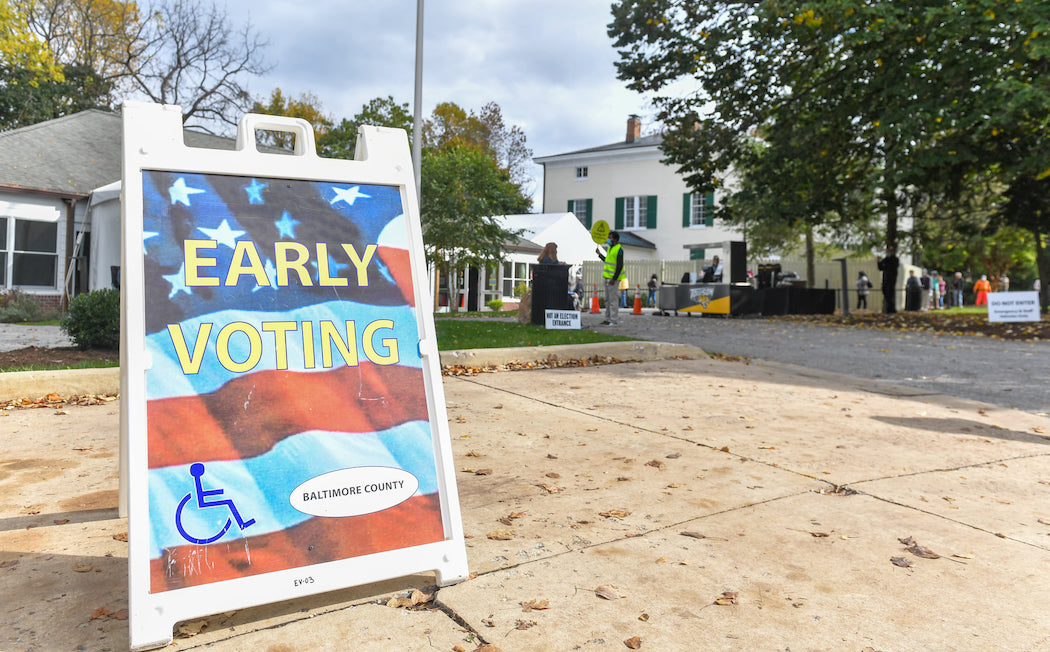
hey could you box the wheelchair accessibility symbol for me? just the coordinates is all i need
[175,463,256,545]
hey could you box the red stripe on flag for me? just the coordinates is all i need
[148,363,428,468]
[377,246,414,307]
[150,493,444,592]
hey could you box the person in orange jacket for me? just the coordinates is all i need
[973,275,991,306]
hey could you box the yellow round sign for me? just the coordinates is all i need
[590,220,610,244]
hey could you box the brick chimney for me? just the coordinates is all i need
[626,115,641,143]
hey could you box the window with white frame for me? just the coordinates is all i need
[575,166,588,179]
[502,260,531,297]
[624,195,648,229]
[1,216,59,288]
[690,192,706,227]
[571,199,589,226]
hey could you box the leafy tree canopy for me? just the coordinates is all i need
[250,87,332,151]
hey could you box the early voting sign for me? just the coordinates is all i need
[122,103,467,650]
[987,291,1041,322]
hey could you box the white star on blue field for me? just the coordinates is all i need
[169,178,205,206]
[274,211,300,238]
[330,186,371,206]
[199,219,246,249]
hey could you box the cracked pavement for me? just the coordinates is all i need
[2,349,1049,650]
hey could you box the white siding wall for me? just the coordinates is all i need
[540,147,741,261]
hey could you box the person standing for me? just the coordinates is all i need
[619,275,629,308]
[856,271,872,309]
[877,247,900,314]
[919,269,931,311]
[597,231,625,325]
[905,270,922,311]
[999,274,1010,292]
[951,272,965,307]
[974,275,991,306]
[647,274,658,307]
[537,242,560,264]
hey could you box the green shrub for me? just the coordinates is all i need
[514,281,529,298]
[61,289,120,350]
[486,298,504,312]
[0,290,57,323]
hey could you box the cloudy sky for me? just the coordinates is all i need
[226,0,671,210]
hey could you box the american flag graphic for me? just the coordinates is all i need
[141,170,443,593]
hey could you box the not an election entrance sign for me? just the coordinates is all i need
[987,291,1040,322]
[122,103,467,651]
[546,309,581,329]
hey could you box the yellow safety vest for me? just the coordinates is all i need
[602,244,625,280]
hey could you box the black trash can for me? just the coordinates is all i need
[531,264,573,325]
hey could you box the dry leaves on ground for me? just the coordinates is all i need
[599,509,630,518]
[714,591,738,605]
[487,530,514,541]
[625,636,643,649]
[386,589,434,608]
[520,599,550,612]
[899,536,941,559]
[595,585,623,600]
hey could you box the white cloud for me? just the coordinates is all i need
[228,0,659,209]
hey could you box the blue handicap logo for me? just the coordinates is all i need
[174,462,256,545]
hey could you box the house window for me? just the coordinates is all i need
[624,195,648,229]
[690,193,707,227]
[683,192,715,228]
[502,260,531,297]
[575,166,588,179]
[570,198,592,227]
[1,216,59,288]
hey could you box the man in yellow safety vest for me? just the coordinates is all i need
[597,231,625,326]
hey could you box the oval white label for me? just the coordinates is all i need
[289,467,419,517]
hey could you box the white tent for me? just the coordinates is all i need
[87,180,122,291]
[497,212,594,271]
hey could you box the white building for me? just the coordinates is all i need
[534,116,742,263]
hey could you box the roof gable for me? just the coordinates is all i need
[0,109,240,195]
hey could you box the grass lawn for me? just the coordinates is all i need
[435,319,635,350]
[0,359,118,373]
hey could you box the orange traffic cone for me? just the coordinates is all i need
[460,293,465,309]
[633,285,643,314]
[590,284,601,313]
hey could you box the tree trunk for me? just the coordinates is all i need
[805,225,815,289]
[1034,227,1049,313]
[883,149,899,252]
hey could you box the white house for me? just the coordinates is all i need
[0,110,241,308]
[534,116,743,264]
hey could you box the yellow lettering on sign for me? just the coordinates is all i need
[275,242,312,286]
[167,322,213,374]
[225,241,269,287]
[184,240,219,287]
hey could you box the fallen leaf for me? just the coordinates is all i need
[810,531,830,538]
[0,559,19,569]
[719,446,730,453]
[546,454,558,459]
[644,459,665,469]
[538,484,563,494]
[112,532,128,542]
[600,509,630,518]
[890,557,913,568]
[520,599,550,612]
[466,450,482,457]
[515,619,537,630]
[625,636,643,649]
[73,563,93,573]
[714,591,738,605]
[545,472,561,479]
[177,620,208,637]
[638,613,650,622]
[90,607,111,620]
[665,452,681,459]
[487,530,514,541]
[53,519,69,525]
[595,585,621,600]
[952,553,975,560]
[110,608,128,620]
[474,468,493,476]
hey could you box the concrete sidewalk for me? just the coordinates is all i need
[2,350,1049,651]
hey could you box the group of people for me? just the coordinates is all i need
[870,247,1011,313]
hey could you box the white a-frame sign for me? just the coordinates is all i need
[121,102,468,650]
